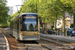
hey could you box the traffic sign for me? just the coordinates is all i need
[65,13,69,17]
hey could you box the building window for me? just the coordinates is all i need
[71,21,73,23]
[68,21,69,23]
[58,24,59,26]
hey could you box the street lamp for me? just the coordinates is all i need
[36,4,37,13]
[16,5,24,13]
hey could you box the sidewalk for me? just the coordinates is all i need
[40,33,75,43]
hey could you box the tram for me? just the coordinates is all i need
[10,13,40,41]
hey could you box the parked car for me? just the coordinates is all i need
[67,27,75,36]
[47,29,55,34]
[71,28,75,36]
[67,28,72,36]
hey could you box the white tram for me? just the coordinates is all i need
[10,13,40,41]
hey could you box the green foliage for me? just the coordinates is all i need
[0,0,9,26]
[11,12,18,21]
[12,0,74,24]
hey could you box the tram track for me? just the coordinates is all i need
[40,37,65,46]
[0,30,69,50]
[1,30,19,50]
[2,33,10,50]
[0,32,10,50]
[40,36,75,50]
[36,41,51,50]
[1,27,74,50]
[19,41,51,50]
[1,29,74,50]
[1,30,73,50]
[1,29,51,50]
[20,42,28,50]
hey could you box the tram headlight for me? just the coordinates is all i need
[20,32,23,35]
[38,33,40,35]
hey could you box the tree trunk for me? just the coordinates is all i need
[43,18,45,22]
[62,14,65,33]
[55,15,57,30]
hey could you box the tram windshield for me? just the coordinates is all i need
[21,14,38,31]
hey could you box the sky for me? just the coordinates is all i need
[6,0,23,14]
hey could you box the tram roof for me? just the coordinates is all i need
[11,13,38,22]
[19,13,38,16]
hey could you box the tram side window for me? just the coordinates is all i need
[21,16,27,31]
[16,20,19,33]
[21,23,27,31]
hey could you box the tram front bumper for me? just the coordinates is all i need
[20,35,40,41]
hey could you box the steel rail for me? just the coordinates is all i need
[36,41,52,50]
[19,40,51,50]
[1,33,10,50]
[40,37,75,49]
[18,41,29,50]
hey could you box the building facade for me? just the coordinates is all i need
[57,16,73,28]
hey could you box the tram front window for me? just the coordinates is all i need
[21,15,38,31]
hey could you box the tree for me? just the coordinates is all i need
[11,12,18,20]
[60,0,73,32]
[0,0,9,26]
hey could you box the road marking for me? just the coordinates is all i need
[1,32,10,50]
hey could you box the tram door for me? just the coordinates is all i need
[17,20,19,39]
